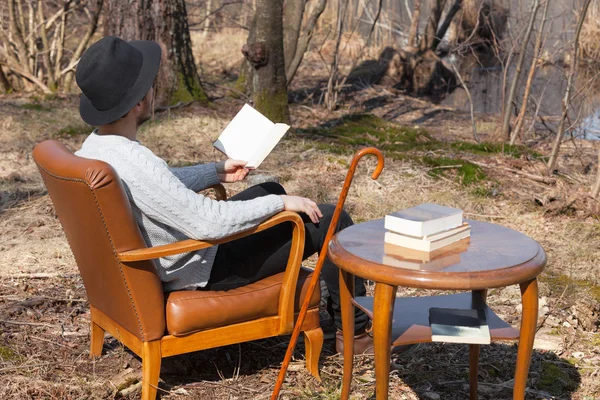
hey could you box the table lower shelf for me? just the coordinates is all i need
[352,292,520,346]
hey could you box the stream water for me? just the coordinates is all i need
[375,0,600,140]
[437,0,600,140]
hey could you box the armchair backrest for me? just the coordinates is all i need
[33,140,166,342]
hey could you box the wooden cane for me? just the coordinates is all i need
[271,147,385,400]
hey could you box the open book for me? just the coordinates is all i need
[213,104,290,169]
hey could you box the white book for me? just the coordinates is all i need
[385,203,463,237]
[384,225,470,252]
[429,308,491,344]
[213,104,290,169]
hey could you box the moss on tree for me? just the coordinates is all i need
[169,72,208,106]
[253,89,289,124]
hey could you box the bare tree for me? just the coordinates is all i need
[510,0,550,145]
[243,0,289,123]
[450,62,479,143]
[324,0,348,111]
[0,0,103,93]
[547,0,592,174]
[104,0,208,107]
[419,0,447,52]
[283,0,305,74]
[407,0,421,48]
[285,0,327,86]
[501,0,541,141]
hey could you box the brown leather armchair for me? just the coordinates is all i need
[33,140,323,400]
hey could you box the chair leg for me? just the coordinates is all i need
[141,341,162,400]
[303,327,323,381]
[90,321,105,358]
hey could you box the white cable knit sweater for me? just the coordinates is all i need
[75,132,284,291]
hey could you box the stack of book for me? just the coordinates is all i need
[384,203,471,254]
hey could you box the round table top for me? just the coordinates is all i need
[328,219,546,290]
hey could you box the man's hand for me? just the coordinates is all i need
[217,159,250,183]
[280,195,323,223]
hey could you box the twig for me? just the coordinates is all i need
[29,335,74,349]
[0,320,56,328]
[463,213,506,219]
[184,380,261,393]
[153,101,194,113]
[203,81,250,100]
[0,295,86,302]
[5,273,78,279]
[499,166,557,184]
[0,362,56,373]
[449,62,480,143]
[428,164,463,170]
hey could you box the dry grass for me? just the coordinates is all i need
[190,28,247,78]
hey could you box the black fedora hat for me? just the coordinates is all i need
[76,36,161,126]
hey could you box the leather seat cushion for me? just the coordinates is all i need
[166,267,320,336]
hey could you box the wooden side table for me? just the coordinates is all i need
[328,219,546,400]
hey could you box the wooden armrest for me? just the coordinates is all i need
[118,211,301,262]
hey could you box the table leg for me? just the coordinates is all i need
[339,269,355,400]
[373,283,397,400]
[469,289,487,400]
[514,279,538,399]
[469,344,480,399]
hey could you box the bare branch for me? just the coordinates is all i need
[286,0,326,86]
[501,0,541,141]
[450,62,480,143]
[63,0,103,91]
[8,0,32,73]
[37,0,57,90]
[511,0,550,145]
[547,0,592,173]
[407,0,421,47]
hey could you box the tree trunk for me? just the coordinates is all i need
[0,66,12,93]
[501,0,540,141]
[407,0,421,48]
[283,0,305,73]
[510,0,549,145]
[419,0,446,52]
[325,0,347,111]
[286,0,327,86]
[104,0,208,107]
[547,0,592,173]
[435,0,462,50]
[244,0,289,123]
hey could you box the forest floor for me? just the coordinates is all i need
[1,30,599,399]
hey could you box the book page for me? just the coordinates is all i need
[247,123,290,168]
[213,104,275,164]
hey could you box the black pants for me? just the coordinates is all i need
[208,182,369,334]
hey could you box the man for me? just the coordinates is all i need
[74,36,377,354]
